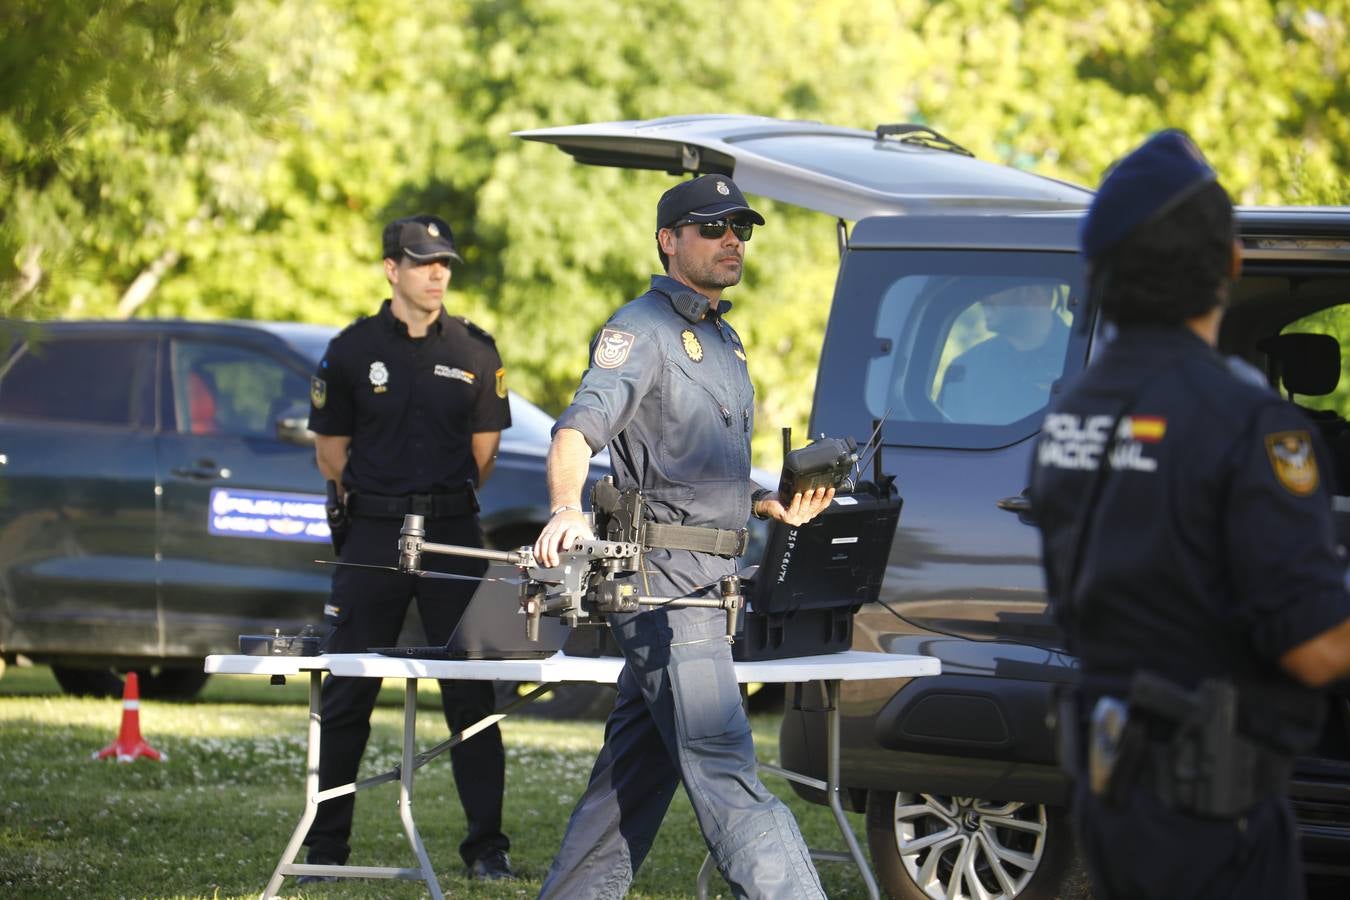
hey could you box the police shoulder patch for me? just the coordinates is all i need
[310,376,327,409]
[1265,430,1318,496]
[595,328,636,369]
[495,367,507,399]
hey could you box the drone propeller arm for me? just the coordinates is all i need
[417,539,530,568]
[398,513,533,572]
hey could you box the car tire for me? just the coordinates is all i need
[865,789,1072,900]
[51,666,211,700]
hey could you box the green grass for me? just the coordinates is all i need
[0,663,878,899]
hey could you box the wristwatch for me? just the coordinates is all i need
[550,504,582,517]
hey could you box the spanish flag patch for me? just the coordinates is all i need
[1120,415,1166,443]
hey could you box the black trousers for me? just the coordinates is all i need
[303,514,509,867]
[1074,778,1302,900]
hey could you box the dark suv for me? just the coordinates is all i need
[523,116,1350,899]
[0,319,589,702]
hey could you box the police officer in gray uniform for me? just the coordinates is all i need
[533,175,834,899]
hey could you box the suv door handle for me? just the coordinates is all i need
[996,492,1036,525]
[996,495,1032,513]
[171,460,230,480]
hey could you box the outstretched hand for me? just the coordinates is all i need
[533,509,595,568]
[758,486,835,526]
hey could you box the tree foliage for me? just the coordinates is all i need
[2,0,1347,465]
[0,0,283,318]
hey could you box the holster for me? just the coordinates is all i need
[1091,673,1294,819]
[325,480,351,555]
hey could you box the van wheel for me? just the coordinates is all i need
[51,666,211,700]
[865,790,1071,900]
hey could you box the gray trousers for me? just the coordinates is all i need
[538,603,825,899]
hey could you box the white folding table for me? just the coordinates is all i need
[206,649,939,899]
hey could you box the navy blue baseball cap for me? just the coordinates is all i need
[656,175,765,231]
[1080,130,1218,260]
[382,214,463,263]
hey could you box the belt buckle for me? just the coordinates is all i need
[408,494,433,516]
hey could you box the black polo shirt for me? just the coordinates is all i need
[309,300,511,496]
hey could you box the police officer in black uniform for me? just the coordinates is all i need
[301,214,514,882]
[1029,132,1350,899]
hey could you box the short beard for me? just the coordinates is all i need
[678,257,742,294]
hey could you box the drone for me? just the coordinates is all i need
[390,513,745,641]
[321,425,891,644]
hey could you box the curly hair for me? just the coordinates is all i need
[1093,180,1235,327]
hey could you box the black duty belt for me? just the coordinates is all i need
[348,490,476,520]
[643,522,748,558]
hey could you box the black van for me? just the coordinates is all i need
[522,115,1350,900]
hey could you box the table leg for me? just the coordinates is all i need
[260,676,558,896]
[398,677,444,899]
[262,669,323,899]
[822,679,881,900]
[260,674,446,897]
[702,680,881,900]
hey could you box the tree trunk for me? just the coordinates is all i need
[3,244,44,312]
[116,246,181,319]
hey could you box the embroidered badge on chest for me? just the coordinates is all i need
[369,361,389,393]
[681,329,703,362]
[434,364,475,385]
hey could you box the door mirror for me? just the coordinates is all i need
[274,402,314,446]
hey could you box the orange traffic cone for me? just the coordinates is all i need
[92,672,166,763]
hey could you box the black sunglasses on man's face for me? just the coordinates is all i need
[676,218,754,242]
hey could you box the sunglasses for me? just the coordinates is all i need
[676,218,754,242]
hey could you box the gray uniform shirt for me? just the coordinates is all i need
[555,275,755,597]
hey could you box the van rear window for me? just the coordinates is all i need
[813,249,1088,449]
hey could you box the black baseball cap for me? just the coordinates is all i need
[382,214,463,263]
[656,175,765,231]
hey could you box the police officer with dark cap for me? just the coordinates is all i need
[300,214,514,882]
[1029,131,1350,900]
[532,174,834,898]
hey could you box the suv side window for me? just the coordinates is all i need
[171,340,309,438]
[817,249,1086,448]
[0,336,155,427]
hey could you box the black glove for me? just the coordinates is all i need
[326,480,351,556]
